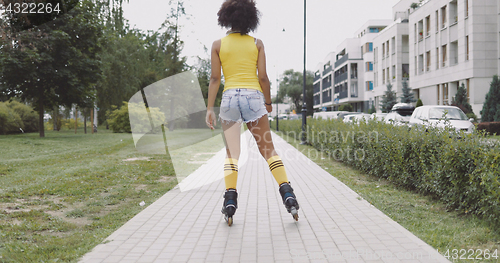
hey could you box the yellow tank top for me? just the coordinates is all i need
[219,33,262,92]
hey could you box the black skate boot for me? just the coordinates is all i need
[279,182,300,221]
[221,189,238,226]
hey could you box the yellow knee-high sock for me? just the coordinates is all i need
[224,158,238,190]
[267,156,288,185]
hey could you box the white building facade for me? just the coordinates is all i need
[409,0,498,115]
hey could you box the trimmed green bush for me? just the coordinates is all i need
[477,122,500,135]
[6,100,38,133]
[107,102,166,133]
[0,102,22,134]
[276,119,500,228]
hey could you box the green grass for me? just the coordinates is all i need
[0,128,185,262]
[277,131,500,263]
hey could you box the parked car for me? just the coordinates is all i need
[337,112,362,121]
[370,113,387,122]
[343,113,371,123]
[409,105,474,133]
[385,103,415,126]
[313,111,347,120]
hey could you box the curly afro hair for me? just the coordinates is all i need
[217,0,260,35]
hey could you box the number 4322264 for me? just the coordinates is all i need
[440,249,498,260]
[5,3,61,14]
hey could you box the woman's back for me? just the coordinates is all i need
[219,33,261,92]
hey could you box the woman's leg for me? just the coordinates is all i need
[222,121,241,190]
[246,114,288,185]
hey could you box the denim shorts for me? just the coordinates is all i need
[219,88,268,123]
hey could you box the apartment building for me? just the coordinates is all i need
[313,20,391,112]
[409,0,498,115]
[372,2,411,112]
[313,52,335,111]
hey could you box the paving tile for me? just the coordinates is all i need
[78,131,449,263]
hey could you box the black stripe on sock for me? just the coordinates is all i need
[269,160,283,170]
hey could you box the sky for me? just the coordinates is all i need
[122,0,401,93]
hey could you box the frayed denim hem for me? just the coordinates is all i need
[244,112,268,126]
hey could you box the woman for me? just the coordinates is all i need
[205,0,299,226]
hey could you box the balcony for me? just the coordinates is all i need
[313,94,320,106]
[323,65,332,76]
[322,90,332,103]
[314,74,321,82]
[334,72,348,84]
[338,89,348,100]
[313,83,320,93]
[335,54,349,68]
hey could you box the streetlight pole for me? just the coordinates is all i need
[300,0,307,144]
[276,77,279,132]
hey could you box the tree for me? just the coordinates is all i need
[380,83,397,113]
[416,98,423,108]
[452,83,473,113]
[480,75,500,122]
[338,104,353,112]
[278,69,314,116]
[400,79,416,103]
[0,0,104,137]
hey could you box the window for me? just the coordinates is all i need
[391,37,395,54]
[437,85,441,105]
[386,67,390,82]
[382,43,386,58]
[426,16,431,36]
[366,62,373,71]
[442,44,447,67]
[369,42,373,52]
[369,27,379,33]
[382,69,386,84]
[392,65,396,81]
[436,10,439,32]
[426,51,431,71]
[443,83,449,104]
[466,79,470,103]
[386,41,389,57]
[466,35,469,61]
[418,20,423,41]
[441,5,447,29]
[436,48,440,69]
[465,0,469,17]
[366,81,373,91]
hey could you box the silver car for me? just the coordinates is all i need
[409,105,474,133]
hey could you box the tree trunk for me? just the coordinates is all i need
[84,109,87,134]
[38,90,45,138]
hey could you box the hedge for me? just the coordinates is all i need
[0,100,38,134]
[477,122,500,135]
[273,118,500,228]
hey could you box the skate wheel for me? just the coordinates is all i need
[290,207,299,221]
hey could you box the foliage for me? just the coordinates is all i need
[0,102,22,134]
[480,75,500,122]
[368,104,376,114]
[477,122,500,135]
[275,118,500,229]
[400,79,416,103]
[278,69,314,116]
[452,83,473,115]
[5,100,38,133]
[338,104,353,112]
[416,98,423,108]
[107,102,166,133]
[0,0,104,137]
[0,100,38,134]
[380,83,397,113]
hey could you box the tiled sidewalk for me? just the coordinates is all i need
[79,131,449,263]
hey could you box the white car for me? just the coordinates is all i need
[343,113,371,123]
[409,105,474,133]
[385,103,415,126]
[370,113,387,122]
